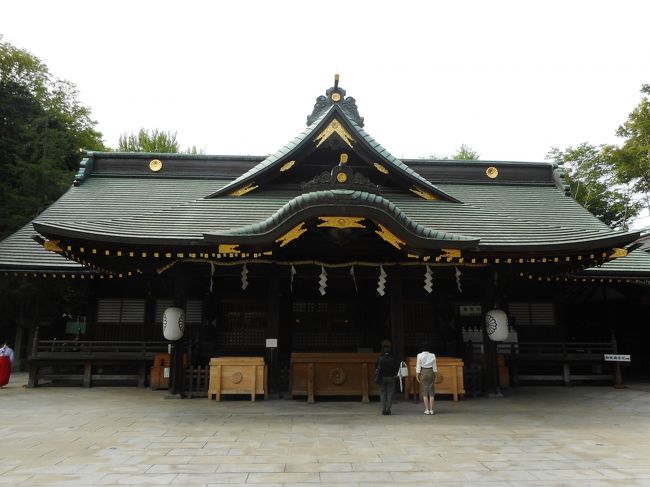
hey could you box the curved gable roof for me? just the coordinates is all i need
[208,103,458,202]
[203,189,478,249]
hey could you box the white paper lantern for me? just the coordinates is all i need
[485,309,508,342]
[163,307,185,341]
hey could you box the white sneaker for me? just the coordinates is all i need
[430,410,435,415]
[424,410,429,415]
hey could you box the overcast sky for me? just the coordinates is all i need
[2,0,649,165]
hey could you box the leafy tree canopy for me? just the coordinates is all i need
[425,144,480,160]
[612,84,650,212]
[546,143,639,229]
[451,144,480,160]
[0,37,105,239]
[117,128,203,154]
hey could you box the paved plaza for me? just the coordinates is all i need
[1,372,650,486]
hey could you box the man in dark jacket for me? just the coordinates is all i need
[375,345,397,415]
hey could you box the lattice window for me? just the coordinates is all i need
[96,299,145,324]
[509,302,555,327]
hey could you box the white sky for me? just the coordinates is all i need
[1,0,649,165]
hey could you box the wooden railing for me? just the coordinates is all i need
[505,341,617,386]
[32,339,168,357]
[28,333,168,388]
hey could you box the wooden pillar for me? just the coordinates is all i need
[266,276,280,395]
[390,275,404,362]
[480,268,501,396]
[169,275,188,398]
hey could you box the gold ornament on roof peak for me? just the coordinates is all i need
[486,166,499,179]
[314,118,355,148]
[149,159,163,172]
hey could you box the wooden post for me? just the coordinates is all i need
[266,277,280,395]
[480,268,502,397]
[83,361,92,387]
[307,362,314,404]
[215,364,222,401]
[389,275,404,363]
[251,365,257,402]
[361,362,369,403]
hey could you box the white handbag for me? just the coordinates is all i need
[397,361,409,378]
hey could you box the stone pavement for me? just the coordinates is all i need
[2,372,650,486]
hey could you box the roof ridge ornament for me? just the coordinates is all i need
[307,74,365,127]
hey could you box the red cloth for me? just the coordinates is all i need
[0,356,11,387]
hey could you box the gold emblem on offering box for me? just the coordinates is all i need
[317,217,366,229]
[149,159,163,172]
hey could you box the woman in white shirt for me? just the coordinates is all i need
[416,346,437,415]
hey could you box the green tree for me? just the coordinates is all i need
[118,128,179,152]
[612,84,650,212]
[451,144,480,160]
[425,144,480,160]
[117,128,203,154]
[0,38,104,239]
[546,143,639,228]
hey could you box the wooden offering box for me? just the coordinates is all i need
[405,356,465,401]
[150,353,170,390]
[208,356,267,401]
[290,352,380,403]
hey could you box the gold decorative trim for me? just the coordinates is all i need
[280,160,295,172]
[276,222,308,247]
[609,248,628,259]
[339,153,348,164]
[149,159,163,172]
[317,217,366,229]
[486,166,499,179]
[410,186,437,201]
[375,223,405,250]
[229,182,259,197]
[218,244,240,254]
[373,163,388,174]
[440,248,461,259]
[336,172,348,183]
[43,240,63,253]
[314,118,355,148]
